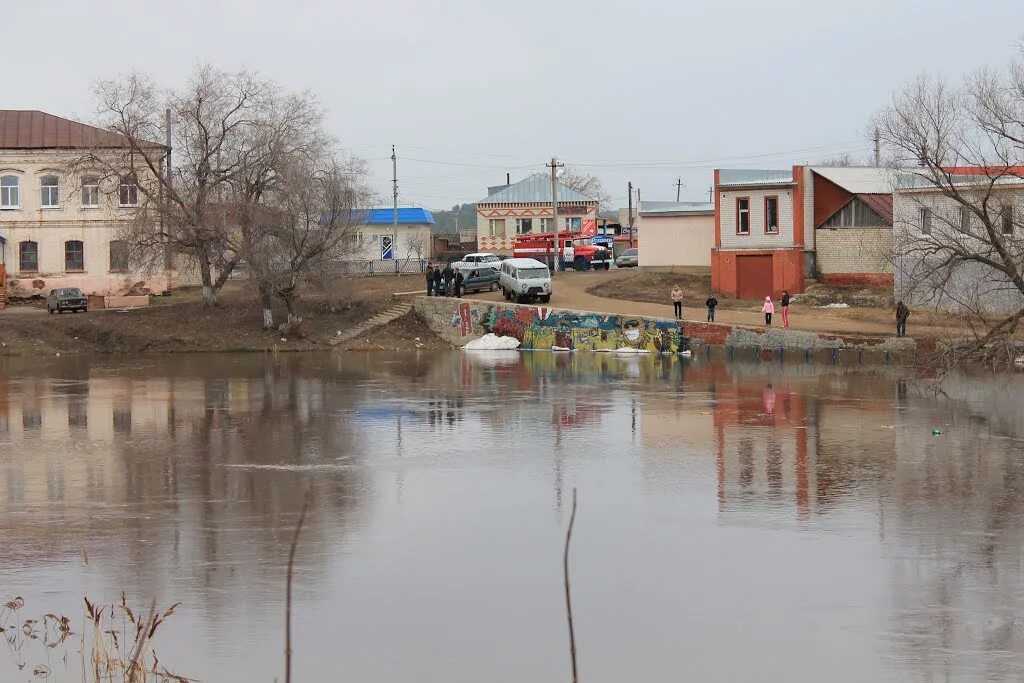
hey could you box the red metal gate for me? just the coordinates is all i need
[737,254,773,300]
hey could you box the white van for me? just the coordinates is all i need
[499,257,552,304]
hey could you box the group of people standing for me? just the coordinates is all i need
[760,291,792,327]
[424,263,464,298]
[669,287,792,327]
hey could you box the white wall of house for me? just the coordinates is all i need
[893,189,1024,314]
[718,187,795,249]
[476,203,599,252]
[0,149,165,296]
[637,214,714,267]
[350,224,433,261]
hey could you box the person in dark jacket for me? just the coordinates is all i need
[705,295,718,322]
[433,265,443,295]
[896,301,910,337]
[780,290,791,328]
[454,269,465,298]
[441,264,455,297]
[425,263,435,296]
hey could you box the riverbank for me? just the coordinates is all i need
[0,277,452,355]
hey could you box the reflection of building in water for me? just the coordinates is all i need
[709,366,899,518]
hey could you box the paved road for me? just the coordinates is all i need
[460,269,944,338]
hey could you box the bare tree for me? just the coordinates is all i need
[404,231,427,266]
[816,152,865,167]
[874,50,1024,370]
[558,166,610,208]
[76,66,276,306]
[243,151,371,333]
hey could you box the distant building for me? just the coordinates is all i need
[637,201,714,268]
[476,174,599,253]
[351,207,434,262]
[0,110,168,306]
[712,166,893,298]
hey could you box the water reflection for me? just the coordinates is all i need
[0,353,1022,681]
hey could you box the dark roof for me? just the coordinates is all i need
[857,193,893,223]
[362,208,435,225]
[0,110,160,150]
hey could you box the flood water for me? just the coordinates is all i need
[1,351,1024,682]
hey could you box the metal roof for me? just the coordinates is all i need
[894,169,1024,191]
[857,194,894,223]
[479,173,596,204]
[811,166,893,194]
[640,200,714,216]
[0,110,163,150]
[718,169,793,186]
[361,208,435,225]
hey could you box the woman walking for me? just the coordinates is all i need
[780,290,791,328]
[762,296,774,326]
[671,285,683,320]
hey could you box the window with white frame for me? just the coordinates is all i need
[920,207,931,235]
[40,175,60,207]
[0,175,19,208]
[736,197,750,234]
[488,218,505,236]
[515,217,533,235]
[539,217,553,232]
[564,217,581,232]
[119,176,139,207]
[81,176,100,207]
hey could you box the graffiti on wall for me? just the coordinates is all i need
[448,303,690,353]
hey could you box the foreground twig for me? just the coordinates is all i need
[285,488,312,683]
[564,488,579,683]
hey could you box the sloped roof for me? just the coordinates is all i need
[479,173,596,204]
[362,207,435,225]
[640,201,714,216]
[811,166,892,194]
[718,169,793,187]
[858,194,893,223]
[0,110,161,150]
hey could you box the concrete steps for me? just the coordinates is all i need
[327,301,413,346]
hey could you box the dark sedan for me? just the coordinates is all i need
[47,287,88,314]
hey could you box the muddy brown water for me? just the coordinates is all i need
[1,352,1023,682]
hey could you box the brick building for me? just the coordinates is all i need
[712,166,892,299]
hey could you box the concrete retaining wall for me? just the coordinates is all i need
[413,297,918,353]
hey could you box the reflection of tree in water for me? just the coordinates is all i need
[881,395,1024,679]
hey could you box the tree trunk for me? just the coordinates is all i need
[260,288,274,330]
[198,252,218,307]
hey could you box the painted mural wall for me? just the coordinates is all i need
[419,298,691,353]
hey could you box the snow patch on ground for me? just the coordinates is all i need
[816,303,850,309]
[614,347,651,354]
[463,334,521,351]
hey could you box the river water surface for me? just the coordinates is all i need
[1,352,1023,682]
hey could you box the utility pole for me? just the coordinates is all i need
[873,127,881,166]
[634,187,640,249]
[675,177,683,202]
[627,181,634,249]
[391,145,399,262]
[548,157,564,272]
[707,186,713,202]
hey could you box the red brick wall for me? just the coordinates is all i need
[819,273,894,287]
[812,173,853,228]
[712,248,805,299]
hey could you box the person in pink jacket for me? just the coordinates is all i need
[761,295,774,325]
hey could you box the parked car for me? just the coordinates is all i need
[457,266,499,293]
[455,252,503,271]
[47,287,88,314]
[499,257,552,304]
[616,248,639,268]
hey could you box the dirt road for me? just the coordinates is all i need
[459,269,947,338]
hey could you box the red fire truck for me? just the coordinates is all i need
[512,232,612,270]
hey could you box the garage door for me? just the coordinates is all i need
[737,255,773,300]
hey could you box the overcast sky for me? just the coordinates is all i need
[7,1,1024,210]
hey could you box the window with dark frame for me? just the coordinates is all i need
[736,197,750,234]
[119,176,139,206]
[109,240,128,272]
[920,207,931,235]
[764,196,779,234]
[19,241,38,271]
[65,240,85,272]
[1002,204,1014,235]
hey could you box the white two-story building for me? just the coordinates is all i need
[0,110,167,306]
